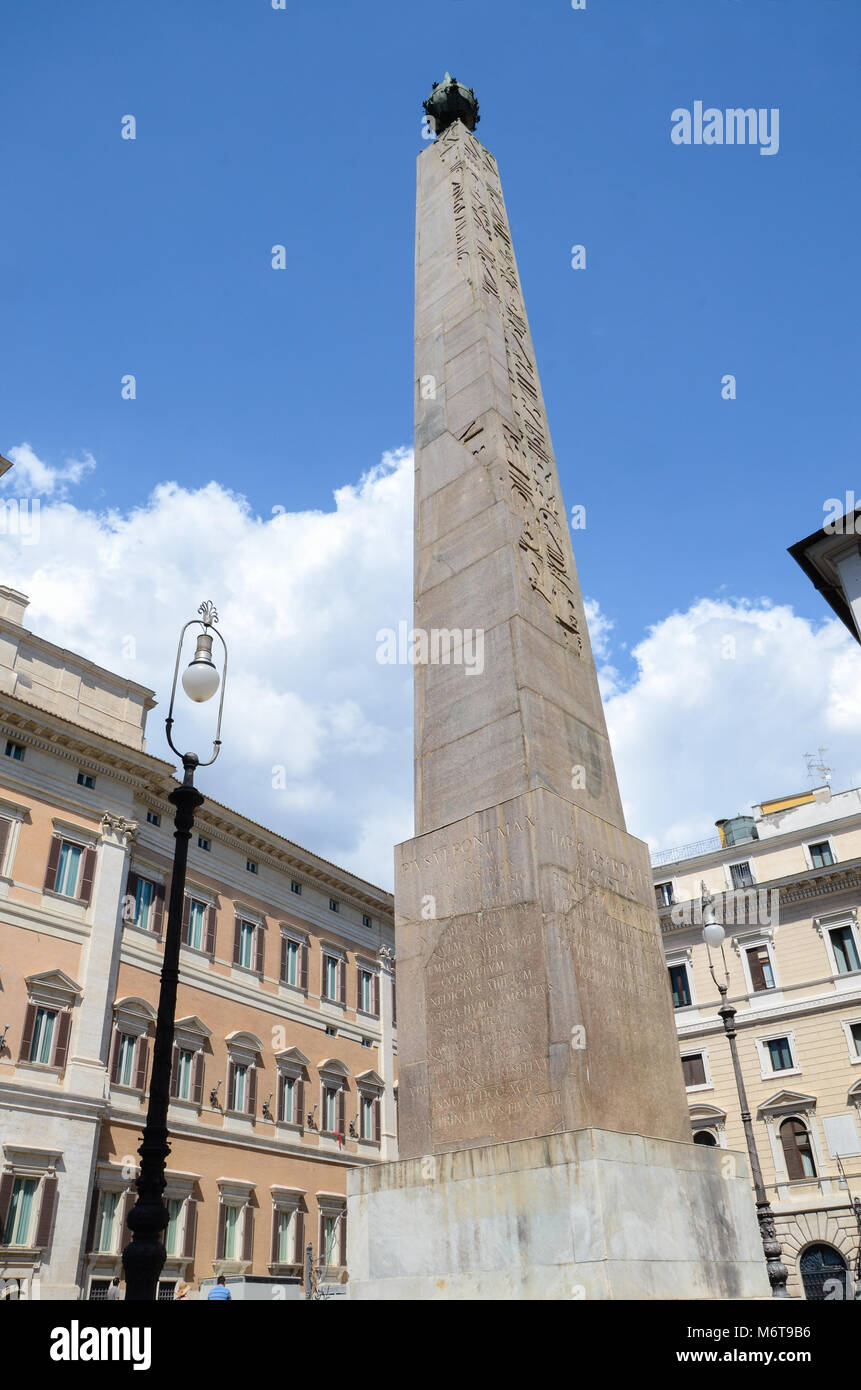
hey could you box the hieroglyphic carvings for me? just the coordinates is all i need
[439,125,582,652]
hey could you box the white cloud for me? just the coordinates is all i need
[4,445,861,889]
[3,442,96,497]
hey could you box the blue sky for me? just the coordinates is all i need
[2,1,860,885]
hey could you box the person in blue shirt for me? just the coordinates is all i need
[207,1276,232,1301]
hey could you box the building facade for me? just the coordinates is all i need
[654,783,861,1299]
[0,588,396,1300]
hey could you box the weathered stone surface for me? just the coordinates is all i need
[346,1129,771,1301]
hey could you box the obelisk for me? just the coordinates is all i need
[346,80,769,1300]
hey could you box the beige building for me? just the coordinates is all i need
[655,783,861,1299]
[0,588,396,1300]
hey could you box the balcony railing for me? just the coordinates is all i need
[651,835,723,868]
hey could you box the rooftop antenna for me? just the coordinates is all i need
[804,747,832,787]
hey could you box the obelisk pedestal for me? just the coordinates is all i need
[348,84,769,1300]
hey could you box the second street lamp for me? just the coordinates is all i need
[122,601,227,1301]
[699,882,790,1299]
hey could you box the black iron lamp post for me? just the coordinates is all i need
[122,602,227,1301]
[700,883,790,1298]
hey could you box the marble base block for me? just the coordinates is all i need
[346,1128,771,1301]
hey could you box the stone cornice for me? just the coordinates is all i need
[660,857,861,934]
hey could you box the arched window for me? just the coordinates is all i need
[693,1130,717,1146]
[779,1117,816,1179]
[799,1243,847,1301]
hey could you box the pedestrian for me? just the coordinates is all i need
[175,1280,191,1301]
[206,1275,231,1301]
[105,1277,121,1301]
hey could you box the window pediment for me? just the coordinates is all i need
[275,1046,310,1070]
[25,969,82,1007]
[113,996,157,1025]
[356,1069,384,1090]
[174,1015,211,1041]
[225,1030,263,1054]
[758,1089,817,1118]
[318,1057,349,1079]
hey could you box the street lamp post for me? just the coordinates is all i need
[122,602,227,1301]
[700,883,790,1299]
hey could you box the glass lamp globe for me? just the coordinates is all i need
[181,658,220,703]
[703,921,726,949]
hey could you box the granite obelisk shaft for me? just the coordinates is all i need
[397,118,690,1157]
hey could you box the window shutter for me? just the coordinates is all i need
[134,1036,149,1091]
[293,1210,304,1265]
[338,959,346,1004]
[120,1190,136,1252]
[373,1098,381,1143]
[125,870,139,922]
[226,1060,235,1111]
[233,917,241,964]
[280,936,288,984]
[299,943,308,991]
[109,1030,122,1084]
[321,953,327,997]
[337,1087,345,1136]
[18,1002,37,1061]
[181,894,191,945]
[204,905,216,955]
[247,1065,257,1117]
[391,973,396,1025]
[338,1212,347,1267]
[79,846,97,904]
[241,1205,254,1262]
[254,926,265,975]
[270,1207,280,1264]
[34,1175,58,1248]
[373,973,380,1016]
[151,881,165,936]
[0,817,11,873]
[0,1172,15,1243]
[169,1043,179,1099]
[53,1009,72,1069]
[216,1203,226,1259]
[43,836,62,893]
[192,1052,205,1105]
[85,1188,100,1252]
[182,1198,198,1259]
[356,965,363,1009]
[294,1078,304,1127]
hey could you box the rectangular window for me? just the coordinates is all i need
[746,945,775,992]
[76,771,96,789]
[324,1086,337,1132]
[224,1205,240,1260]
[146,810,161,827]
[362,914,372,929]
[682,1054,706,1088]
[655,882,674,908]
[117,1033,136,1087]
[322,1214,339,1266]
[361,1095,374,1138]
[851,1023,861,1058]
[290,880,301,895]
[4,740,25,762]
[197,836,211,852]
[329,899,339,913]
[232,1064,247,1112]
[29,1007,57,1064]
[325,956,338,1000]
[5,1177,38,1245]
[134,877,154,931]
[165,1198,182,1256]
[238,921,255,970]
[830,926,861,975]
[809,841,835,869]
[188,899,206,951]
[55,842,83,897]
[176,1049,194,1101]
[246,859,258,875]
[668,963,691,1009]
[359,970,373,1013]
[277,1210,294,1263]
[282,1076,295,1124]
[283,940,299,986]
[96,1191,119,1253]
[767,1037,794,1072]
[730,861,754,890]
